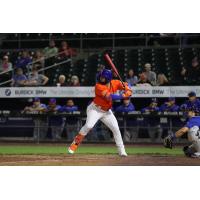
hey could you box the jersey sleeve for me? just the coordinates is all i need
[56,105,62,112]
[95,84,110,99]
[118,80,132,91]
[41,104,47,109]
[113,80,127,90]
[185,118,195,128]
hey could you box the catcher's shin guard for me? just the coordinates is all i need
[68,133,85,154]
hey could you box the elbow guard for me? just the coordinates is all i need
[110,94,123,100]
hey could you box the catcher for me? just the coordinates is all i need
[163,107,200,158]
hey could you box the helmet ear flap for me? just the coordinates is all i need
[97,71,102,82]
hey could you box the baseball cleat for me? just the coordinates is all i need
[68,143,79,154]
[119,152,128,157]
[68,133,85,154]
[68,147,75,154]
[191,153,200,158]
[68,143,78,154]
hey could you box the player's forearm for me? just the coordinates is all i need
[175,127,189,138]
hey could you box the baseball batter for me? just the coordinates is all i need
[164,108,200,158]
[68,69,132,156]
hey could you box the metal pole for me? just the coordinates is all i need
[18,33,21,49]
[37,117,40,144]
[80,33,83,53]
[145,33,148,47]
[112,33,115,50]
[179,34,182,48]
[123,114,127,141]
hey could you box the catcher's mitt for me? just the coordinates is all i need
[163,135,173,149]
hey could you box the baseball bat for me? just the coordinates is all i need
[104,53,126,89]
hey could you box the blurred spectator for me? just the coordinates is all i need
[0,56,13,73]
[61,99,78,112]
[11,68,27,87]
[15,51,32,70]
[32,50,45,69]
[57,75,67,86]
[136,73,152,86]
[58,41,76,59]
[115,98,136,142]
[180,91,200,111]
[25,66,49,86]
[143,63,157,85]
[159,97,179,112]
[61,99,79,141]
[97,64,105,73]
[156,73,168,86]
[70,75,80,86]
[43,40,58,58]
[181,57,200,84]
[23,97,47,140]
[141,98,159,112]
[115,98,135,113]
[141,98,161,141]
[125,69,138,86]
[46,98,64,140]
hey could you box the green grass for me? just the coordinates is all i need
[0,145,183,156]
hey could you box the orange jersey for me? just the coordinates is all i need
[93,80,125,111]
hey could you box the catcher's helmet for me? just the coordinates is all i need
[97,69,112,83]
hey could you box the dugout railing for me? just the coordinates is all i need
[0,111,188,144]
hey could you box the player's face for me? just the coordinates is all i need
[187,111,195,118]
[34,101,40,107]
[100,77,106,83]
[67,100,74,106]
[167,100,174,106]
[49,103,56,107]
[151,102,157,107]
[189,96,196,102]
[123,99,130,106]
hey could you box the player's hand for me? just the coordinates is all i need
[122,90,132,98]
[163,134,175,149]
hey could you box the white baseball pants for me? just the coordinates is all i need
[188,126,200,156]
[80,102,126,155]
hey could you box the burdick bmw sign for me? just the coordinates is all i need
[0,86,199,98]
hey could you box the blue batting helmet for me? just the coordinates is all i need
[97,69,112,83]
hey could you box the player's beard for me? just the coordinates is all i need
[99,79,111,85]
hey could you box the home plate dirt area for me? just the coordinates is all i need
[0,154,200,166]
[0,143,200,166]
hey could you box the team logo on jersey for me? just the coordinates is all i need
[5,89,11,96]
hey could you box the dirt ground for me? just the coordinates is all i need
[0,154,200,166]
